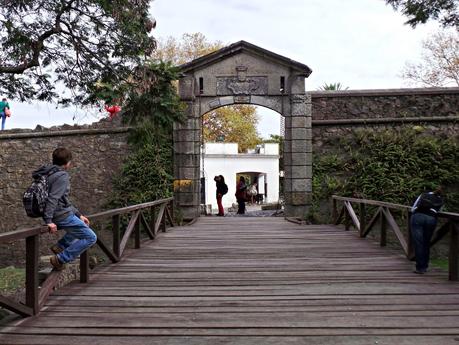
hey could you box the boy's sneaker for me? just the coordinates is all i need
[50,255,64,271]
[50,245,63,255]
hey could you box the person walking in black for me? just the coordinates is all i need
[235,176,247,215]
[214,175,228,216]
[410,186,444,274]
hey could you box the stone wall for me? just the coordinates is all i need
[309,87,459,151]
[0,119,129,235]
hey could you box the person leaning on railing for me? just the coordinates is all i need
[33,147,97,270]
[410,186,445,274]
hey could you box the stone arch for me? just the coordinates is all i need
[174,41,313,219]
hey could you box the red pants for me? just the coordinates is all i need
[217,195,224,215]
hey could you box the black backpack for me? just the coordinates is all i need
[23,169,58,218]
[417,192,444,213]
[221,183,228,195]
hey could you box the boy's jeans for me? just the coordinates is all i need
[0,112,5,130]
[55,214,97,264]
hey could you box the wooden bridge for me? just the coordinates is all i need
[1,197,459,345]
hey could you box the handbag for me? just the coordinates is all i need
[4,108,11,117]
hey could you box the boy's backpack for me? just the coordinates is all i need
[417,192,444,213]
[23,169,58,218]
[222,183,228,195]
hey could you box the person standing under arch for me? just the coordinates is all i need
[235,176,247,215]
[214,175,228,216]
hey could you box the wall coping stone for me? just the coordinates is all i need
[309,87,459,98]
[0,127,130,141]
[312,116,459,126]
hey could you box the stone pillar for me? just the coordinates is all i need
[283,75,312,218]
[174,76,201,220]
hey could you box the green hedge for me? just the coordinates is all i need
[311,127,459,222]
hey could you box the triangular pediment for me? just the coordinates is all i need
[179,40,312,77]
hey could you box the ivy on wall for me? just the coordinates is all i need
[311,127,459,222]
[108,61,184,207]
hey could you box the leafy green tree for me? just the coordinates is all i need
[153,33,262,151]
[107,61,184,207]
[401,30,459,86]
[0,0,155,105]
[319,82,349,91]
[385,0,459,28]
[203,105,261,153]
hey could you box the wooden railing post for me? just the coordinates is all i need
[407,210,415,259]
[359,203,366,238]
[344,205,350,231]
[449,222,459,281]
[134,217,141,249]
[80,251,89,283]
[170,200,175,225]
[162,209,167,233]
[112,214,120,258]
[25,234,39,315]
[380,208,387,247]
[150,206,157,237]
[332,198,337,223]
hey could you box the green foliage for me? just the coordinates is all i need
[318,82,349,91]
[0,267,24,294]
[123,61,185,147]
[107,61,184,207]
[311,127,459,221]
[385,0,459,28]
[203,105,262,152]
[110,138,173,207]
[0,0,155,105]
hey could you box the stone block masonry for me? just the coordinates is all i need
[0,120,130,235]
[310,87,459,152]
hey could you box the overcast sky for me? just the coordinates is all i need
[7,0,439,137]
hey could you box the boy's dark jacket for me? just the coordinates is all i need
[32,164,81,224]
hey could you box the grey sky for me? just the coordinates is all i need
[7,0,439,136]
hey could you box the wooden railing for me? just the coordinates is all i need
[332,195,459,281]
[0,197,174,318]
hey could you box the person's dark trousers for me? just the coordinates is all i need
[217,195,224,216]
[410,212,437,272]
[237,197,245,214]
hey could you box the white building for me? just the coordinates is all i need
[201,142,280,211]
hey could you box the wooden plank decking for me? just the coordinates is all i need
[1,217,459,345]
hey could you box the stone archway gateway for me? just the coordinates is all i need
[174,41,312,219]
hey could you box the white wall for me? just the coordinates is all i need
[202,143,279,211]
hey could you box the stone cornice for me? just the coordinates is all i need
[0,127,130,140]
[309,87,459,98]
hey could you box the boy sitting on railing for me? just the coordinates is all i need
[33,148,97,270]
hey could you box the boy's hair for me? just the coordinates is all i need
[52,147,72,166]
[2,98,6,101]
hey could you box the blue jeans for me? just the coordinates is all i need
[410,212,437,272]
[0,112,5,130]
[55,214,97,264]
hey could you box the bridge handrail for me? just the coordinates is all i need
[331,195,459,281]
[0,197,174,318]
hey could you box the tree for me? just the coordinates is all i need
[153,33,262,152]
[385,0,459,28]
[318,82,349,90]
[154,33,223,65]
[203,105,261,153]
[0,0,155,105]
[401,30,459,86]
